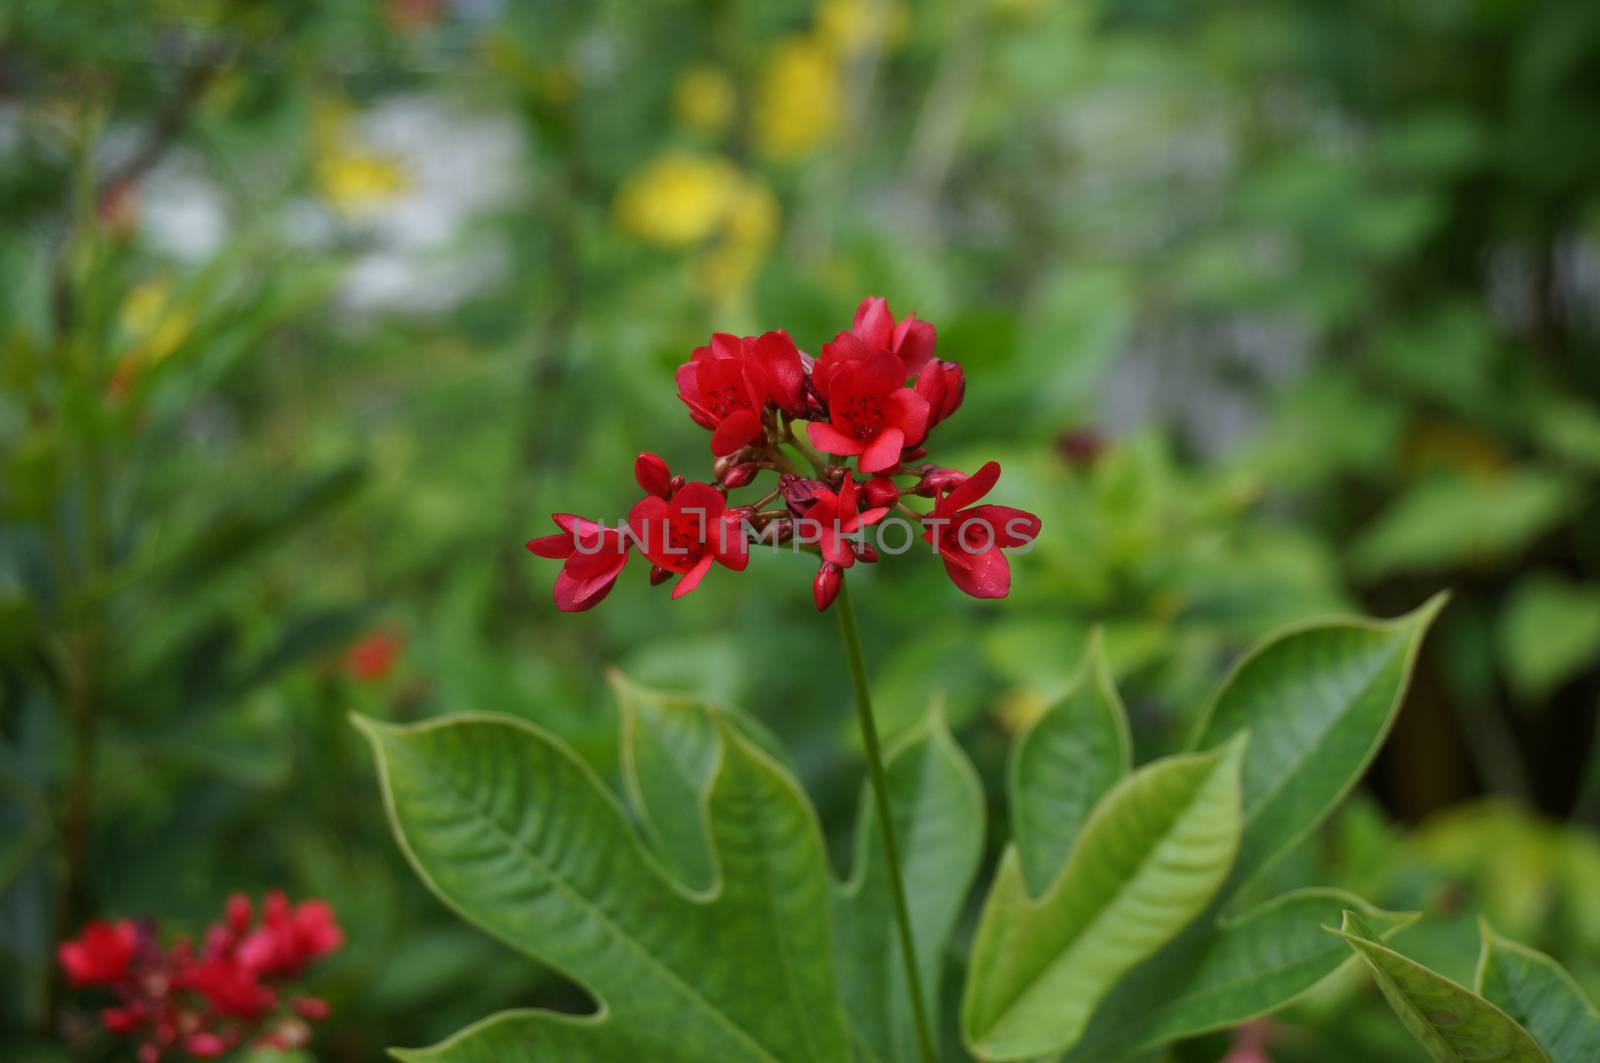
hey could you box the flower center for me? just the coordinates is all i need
[840,395,884,439]
[706,384,751,419]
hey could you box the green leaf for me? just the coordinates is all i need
[1351,472,1573,580]
[961,736,1247,1061]
[356,713,850,1062]
[1191,594,1444,891]
[1497,576,1600,702]
[1008,632,1131,897]
[1074,889,1417,1057]
[1476,920,1600,1063]
[834,708,985,1063]
[1330,910,1547,1063]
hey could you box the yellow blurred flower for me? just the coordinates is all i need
[754,36,840,161]
[615,152,743,248]
[697,174,780,299]
[817,0,909,55]
[991,687,1049,735]
[311,99,409,214]
[614,151,781,299]
[674,66,738,135]
[120,280,193,367]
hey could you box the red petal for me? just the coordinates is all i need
[887,387,930,446]
[893,317,937,375]
[808,420,864,456]
[752,330,806,414]
[712,513,750,571]
[526,533,572,559]
[942,546,1011,599]
[964,504,1041,548]
[711,410,763,456]
[852,296,894,350]
[859,427,906,474]
[944,460,1001,512]
[671,555,716,599]
[858,350,906,395]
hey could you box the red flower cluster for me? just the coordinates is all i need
[527,296,1041,611]
[58,892,343,1062]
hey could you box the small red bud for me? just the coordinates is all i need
[900,446,927,461]
[916,359,965,430]
[668,475,686,494]
[855,543,879,564]
[914,467,968,497]
[863,476,899,509]
[780,473,827,516]
[225,892,251,934]
[721,462,759,489]
[770,518,795,543]
[649,565,672,586]
[1057,429,1105,467]
[813,562,843,611]
[635,454,673,498]
[294,997,332,1021]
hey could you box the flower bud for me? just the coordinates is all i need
[635,453,673,498]
[914,467,968,497]
[863,476,899,510]
[855,543,879,564]
[669,475,686,494]
[650,565,672,586]
[1057,428,1105,468]
[813,562,843,611]
[780,473,827,517]
[916,359,965,429]
[721,462,759,489]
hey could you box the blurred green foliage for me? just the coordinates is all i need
[1,0,1598,1059]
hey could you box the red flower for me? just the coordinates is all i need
[186,955,276,1021]
[59,919,138,986]
[59,892,341,1062]
[183,1032,230,1059]
[344,631,401,683]
[527,514,632,612]
[795,477,890,570]
[237,893,344,978]
[677,331,806,455]
[921,461,1041,599]
[627,482,749,599]
[806,348,930,473]
[914,359,965,429]
[851,296,937,378]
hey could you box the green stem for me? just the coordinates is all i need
[834,580,937,1063]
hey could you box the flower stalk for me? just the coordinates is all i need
[834,580,937,1063]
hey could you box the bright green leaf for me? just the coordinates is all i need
[1331,910,1547,1063]
[1008,633,1131,897]
[1497,576,1600,702]
[1073,889,1417,1057]
[356,713,850,1062]
[1476,920,1600,1063]
[1192,594,1444,891]
[834,708,984,1063]
[1351,473,1573,580]
[961,736,1246,1061]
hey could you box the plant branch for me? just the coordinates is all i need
[834,581,937,1063]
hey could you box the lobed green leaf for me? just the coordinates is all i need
[962,736,1247,1060]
